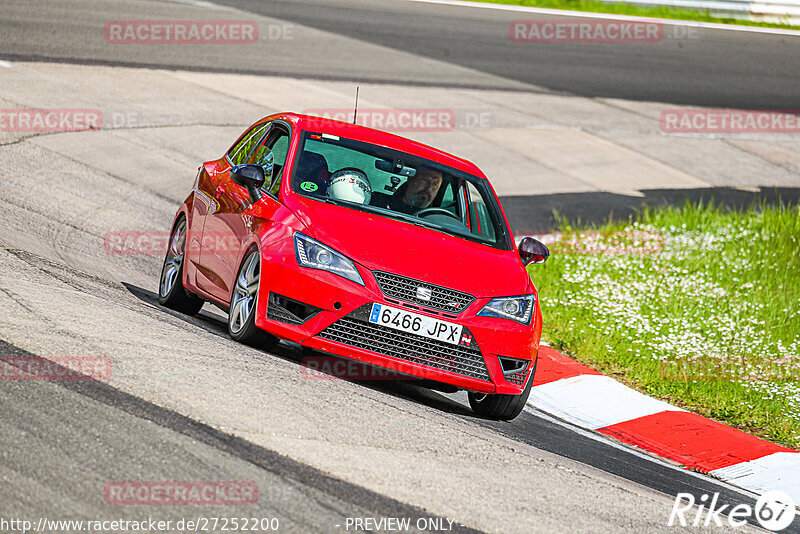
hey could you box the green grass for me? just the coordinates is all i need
[530,201,800,450]
[474,0,800,30]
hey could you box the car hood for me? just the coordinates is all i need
[286,195,531,298]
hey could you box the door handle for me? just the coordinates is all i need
[215,185,225,199]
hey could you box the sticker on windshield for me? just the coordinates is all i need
[300,181,319,192]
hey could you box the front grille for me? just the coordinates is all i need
[373,271,474,314]
[317,305,490,381]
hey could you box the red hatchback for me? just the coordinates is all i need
[158,113,549,420]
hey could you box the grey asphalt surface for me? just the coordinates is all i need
[0,0,795,532]
[0,339,476,534]
[3,0,800,108]
[212,0,800,109]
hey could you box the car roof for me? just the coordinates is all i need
[267,112,487,179]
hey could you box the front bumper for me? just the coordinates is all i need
[255,239,540,394]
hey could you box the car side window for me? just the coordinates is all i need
[227,123,269,166]
[267,134,289,196]
[250,127,290,197]
[439,179,455,208]
[465,181,496,241]
[269,134,289,174]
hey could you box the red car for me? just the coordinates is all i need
[158,113,549,420]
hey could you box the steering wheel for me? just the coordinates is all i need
[414,207,461,221]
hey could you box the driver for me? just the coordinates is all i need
[370,167,443,215]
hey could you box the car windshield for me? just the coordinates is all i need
[290,131,510,249]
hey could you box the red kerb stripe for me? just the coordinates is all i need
[533,345,601,386]
[598,410,793,471]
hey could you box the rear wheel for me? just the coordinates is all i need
[468,360,536,421]
[158,217,204,315]
[228,249,278,350]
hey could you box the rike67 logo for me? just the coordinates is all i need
[669,491,796,531]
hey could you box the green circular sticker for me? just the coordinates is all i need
[300,181,318,192]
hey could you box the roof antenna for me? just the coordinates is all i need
[353,86,359,125]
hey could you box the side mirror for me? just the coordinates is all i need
[518,237,549,265]
[230,164,265,203]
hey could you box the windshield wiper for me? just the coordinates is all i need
[389,212,476,240]
[319,196,346,207]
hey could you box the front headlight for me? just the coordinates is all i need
[293,232,364,286]
[477,295,535,325]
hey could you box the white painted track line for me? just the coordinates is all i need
[410,0,800,36]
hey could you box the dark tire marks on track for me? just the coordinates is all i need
[0,338,483,534]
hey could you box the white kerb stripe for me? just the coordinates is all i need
[710,452,800,504]
[527,374,683,429]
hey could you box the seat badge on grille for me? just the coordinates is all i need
[416,286,432,301]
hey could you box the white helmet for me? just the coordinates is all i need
[327,168,372,205]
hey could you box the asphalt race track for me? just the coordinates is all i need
[5,0,800,108]
[1,0,799,532]
[211,0,800,110]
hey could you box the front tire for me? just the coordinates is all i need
[468,360,536,421]
[228,249,278,350]
[158,217,204,315]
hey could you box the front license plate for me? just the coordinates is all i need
[368,303,463,345]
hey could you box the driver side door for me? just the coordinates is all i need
[195,122,269,301]
[199,122,291,303]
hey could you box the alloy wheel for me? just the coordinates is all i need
[229,251,259,334]
[160,219,186,298]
